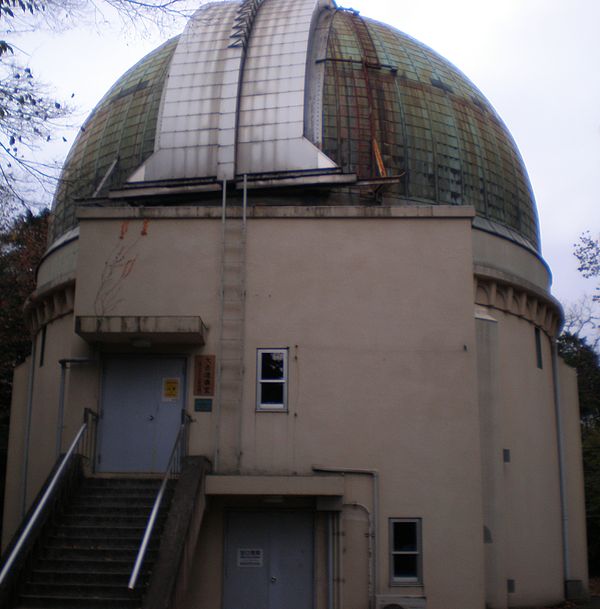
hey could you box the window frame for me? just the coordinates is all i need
[256,348,288,411]
[389,518,422,586]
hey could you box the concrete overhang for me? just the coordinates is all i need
[75,315,206,345]
[205,475,345,497]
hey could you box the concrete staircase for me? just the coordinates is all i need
[15,477,172,609]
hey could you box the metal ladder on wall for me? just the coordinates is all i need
[216,177,247,471]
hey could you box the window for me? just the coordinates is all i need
[256,349,288,410]
[535,327,543,369]
[390,519,422,585]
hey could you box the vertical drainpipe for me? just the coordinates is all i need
[214,178,228,473]
[20,337,37,517]
[56,358,97,459]
[56,362,68,459]
[551,339,571,587]
[313,466,379,609]
[327,512,334,609]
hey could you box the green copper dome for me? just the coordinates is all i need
[50,4,539,251]
[49,37,178,242]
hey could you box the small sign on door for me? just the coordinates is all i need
[237,548,263,567]
[162,377,180,402]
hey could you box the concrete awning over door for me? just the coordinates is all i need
[75,315,206,344]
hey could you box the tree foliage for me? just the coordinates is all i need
[0,209,48,425]
[558,332,600,426]
[574,231,600,303]
[565,232,600,354]
[583,425,600,576]
[0,62,70,221]
[557,332,600,575]
[559,232,600,576]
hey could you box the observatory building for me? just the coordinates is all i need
[1,0,588,608]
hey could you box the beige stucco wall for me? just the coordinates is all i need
[239,216,485,609]
[3,204,586,609]
[476,306,566,607]
[2,311,97,552]
[71,209,485,609]
[36,230,79,294]
[559,359,589,587]
[75,218,221,319]
[2,361,29,550]
[25,317,94,502]
[472,228,551,293]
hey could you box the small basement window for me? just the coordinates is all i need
[256,348,288,410]
[390,518,422,585]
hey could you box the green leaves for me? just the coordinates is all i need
[0,210,49,424]
[574,231,600,290]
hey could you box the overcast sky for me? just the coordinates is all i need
[16,0,599,307]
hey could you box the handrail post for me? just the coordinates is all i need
[128,422,187,590]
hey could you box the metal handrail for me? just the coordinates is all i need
[0,420,89,586]
[128,419,188,590]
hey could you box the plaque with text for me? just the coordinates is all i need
[194,355,216,396]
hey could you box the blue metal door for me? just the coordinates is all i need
[223,511,314,609]
[98,357,185,473]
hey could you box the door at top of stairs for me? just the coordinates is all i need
[98,357,185,473]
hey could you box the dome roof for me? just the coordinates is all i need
[50,0,539,251]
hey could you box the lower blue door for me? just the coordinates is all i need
[223,511,314,609]
[98,357,185,473]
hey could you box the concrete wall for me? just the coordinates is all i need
[559,359,589,588]
[472,228,551,292]
[70,209,485,608]
[2,361,29,550]
[476,307,574,607]
[3,205,587,609]
[2,312,96,551]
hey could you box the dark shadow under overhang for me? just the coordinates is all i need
[75,315,206,345]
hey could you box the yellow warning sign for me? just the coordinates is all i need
[162,377,180,401]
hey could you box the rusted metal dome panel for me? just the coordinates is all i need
[320,10,539,250]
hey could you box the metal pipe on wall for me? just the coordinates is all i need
[343,502,374,608]
[56,358,97,459]
[213,178,228,473]
[327,512,334,609]
[312,465,379,609]
[20,338,37,517]
[551,339,571,583]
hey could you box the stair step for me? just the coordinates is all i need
[32,557,151,574]
[23,582,142,598]
[13,476,175,609]
[71,495,158,505]
[63,505,154,517]
[29,569,137,585]
[50,525,147,538]
[40,547,157,561]
[80,479,162,488]
[58,514,163,526]
[46,535,158,550]
[17,592,140,608]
